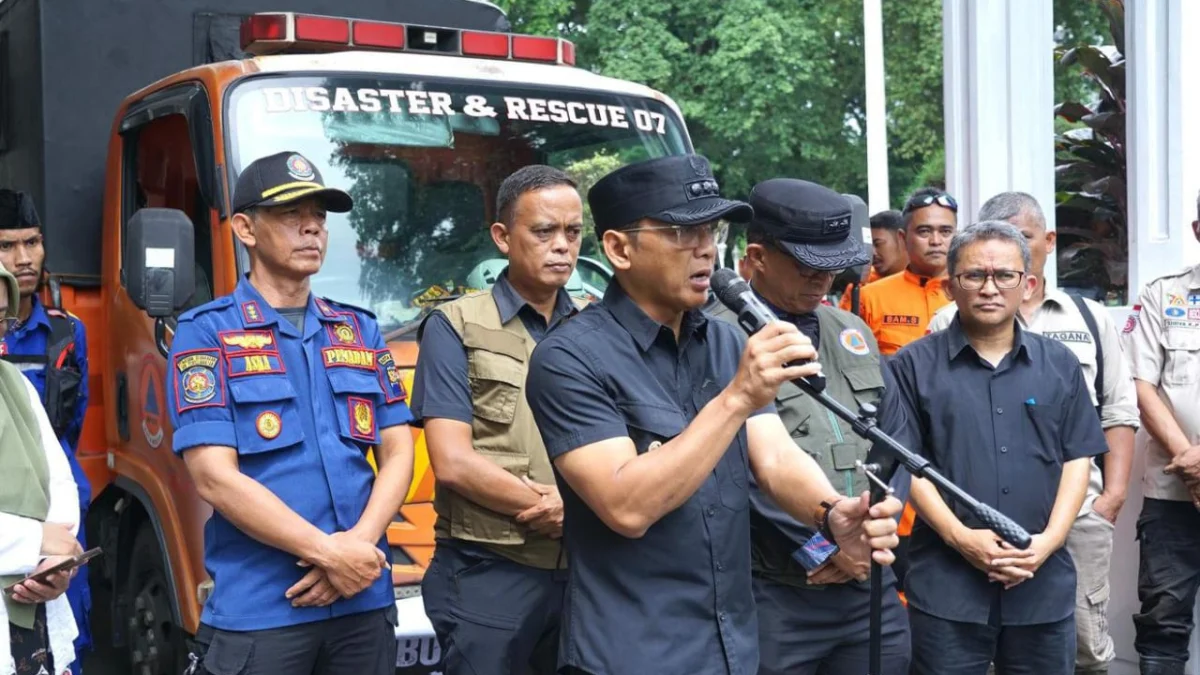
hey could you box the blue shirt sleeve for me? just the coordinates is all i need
[168,314,236,454]
[68,314,89,452]
[409,312,474,427]
[1059,363,1107,462]
[526,338,631,460]
[360,312,414,430]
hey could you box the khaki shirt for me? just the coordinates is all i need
[1121,264,1200,501]
[928,288,1139,510]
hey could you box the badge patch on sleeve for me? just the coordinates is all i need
[839,328,871,356]
[174,349,224,412]
[348,397,375,441]
[1123,305,1140,334]
[376,350,408,403]
[256,411,282,439]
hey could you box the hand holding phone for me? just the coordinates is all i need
[4,548,102,603]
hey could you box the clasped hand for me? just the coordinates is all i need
[954,528,1054,590]
[286,530,389,608]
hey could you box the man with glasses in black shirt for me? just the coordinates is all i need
[882,221,1106,674]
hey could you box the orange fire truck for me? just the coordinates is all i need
[0,1,687,672]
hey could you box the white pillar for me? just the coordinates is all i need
[1107,2,1200,673]
[942,0,1057,284]
[863,0,890,214]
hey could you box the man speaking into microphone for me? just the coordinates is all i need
[708,178,910,674]
[524,155,903,675]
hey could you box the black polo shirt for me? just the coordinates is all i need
[409,270,577,427]
[526,279,770,675]
[882,315,1106,626]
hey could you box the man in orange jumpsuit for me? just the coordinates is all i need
[853,188,958,355]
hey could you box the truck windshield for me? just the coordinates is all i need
[227,75,690,338]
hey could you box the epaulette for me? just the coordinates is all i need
[178,295,235,322]
[321,296,377,319]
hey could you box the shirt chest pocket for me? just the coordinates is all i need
[228,377,305,455]
[465,325,528,427]
[1163,330,1200,387]
[326,368,383,446]
[1024,402,1063,465]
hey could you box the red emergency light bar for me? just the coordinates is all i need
[240,12,576,66]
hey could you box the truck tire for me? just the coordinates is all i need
[126,525,188,675]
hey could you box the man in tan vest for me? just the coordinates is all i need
[412,165,586,675]
[709,178,910,674]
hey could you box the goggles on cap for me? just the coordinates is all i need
[904,192,958,214]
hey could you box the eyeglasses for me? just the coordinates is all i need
[624,221,730,249]
[954,270,1026,291]
[904,192,958,214]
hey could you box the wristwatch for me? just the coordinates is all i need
[816,497,845,546]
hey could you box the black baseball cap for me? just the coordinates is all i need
[748,178,870,271]
[0,189,40,230]
[231,151,353,215]
[587,155,752,236]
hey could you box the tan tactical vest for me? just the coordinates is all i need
[432,290,585,569]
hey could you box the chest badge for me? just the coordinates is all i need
[334,322,357,344]
[222,331,275,351]
[256,411,282,440]
[839,328,871,356]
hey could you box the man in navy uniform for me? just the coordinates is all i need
[524,155,903,675]
[0,188,92,675]
[168,151,416,674]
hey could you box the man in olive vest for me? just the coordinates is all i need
[411,165,586,675]
[710,178,911,674]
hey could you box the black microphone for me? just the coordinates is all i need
[711,267,826,393]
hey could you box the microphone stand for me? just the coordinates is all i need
[783,375,1033,675]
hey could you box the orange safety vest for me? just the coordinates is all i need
[853,269,950,355]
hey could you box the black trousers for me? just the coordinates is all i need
[753,575,910,675]
[421,540,565,675]
[1134,498,1200,675]
[909,605,1074,675]
[190,607,396,675]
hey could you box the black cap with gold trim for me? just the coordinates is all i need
[231,151,353,214]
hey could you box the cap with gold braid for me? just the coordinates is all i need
[231,151,353,214]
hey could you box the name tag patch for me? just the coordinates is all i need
[227,352,285,378]
[174,349,223,411]
[882,315,920,326]
[1044,330,1092,343]
[323,346,375,370]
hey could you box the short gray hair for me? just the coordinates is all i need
[978,191,1046,230]
[947,220,1033,278]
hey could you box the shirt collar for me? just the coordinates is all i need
[20,296,50,332]
[603,278,707,352]
[946,313,1031,363]
[902,267,946,289]
[232,277,335,337]
[492,270,576,326]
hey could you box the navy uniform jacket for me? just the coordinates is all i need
[0,295,91,506]
[167,278,413,631]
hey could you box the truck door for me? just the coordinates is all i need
[111,82,220,670]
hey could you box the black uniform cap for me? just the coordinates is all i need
[232,151,353,215]
[748,178,870,271]
[587,155,752,236]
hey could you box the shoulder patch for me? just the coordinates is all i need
[320,296,376,320]
[178,295,235,322]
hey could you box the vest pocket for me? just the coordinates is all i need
[449,450,530,545]
[227,377,304,455]
[326,369,383,445]
[843,365,885,409]
[775,386,812,439]
[468,352,525,425]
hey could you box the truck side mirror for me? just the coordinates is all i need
[124,208,195,318]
